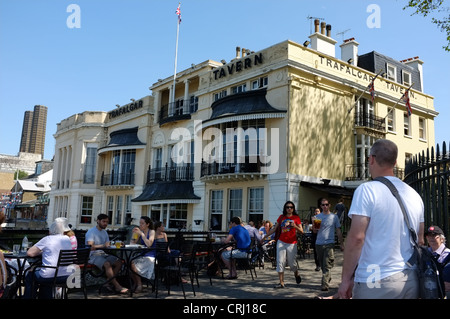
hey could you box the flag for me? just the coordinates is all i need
[368,79,375,103]
[176,3,181,24]
[402,89,412,116]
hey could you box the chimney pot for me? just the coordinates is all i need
[326,24,332,37]
[321,22,326,35]
[236,46,241,58]
[314,19,320,33]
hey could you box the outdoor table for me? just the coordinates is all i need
[101,245,154,297]
[4,252,41,298]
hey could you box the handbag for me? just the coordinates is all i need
[375,176,445,298]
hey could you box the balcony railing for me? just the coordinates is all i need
[345,164,404,181]
[200,157,267,177]
[146,163,194,183]
[101,171,135,186]
[354,112,386,132]
[159,99,198,125]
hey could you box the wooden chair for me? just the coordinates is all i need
[32,247,91,299]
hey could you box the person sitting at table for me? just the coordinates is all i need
[220,216,251,279]
[23,218,73,299]
[85,214,128,294]
[130,216,156,293]
[55,217,77,250]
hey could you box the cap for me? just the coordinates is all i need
[55,217,71,232]
[425,225,444,236]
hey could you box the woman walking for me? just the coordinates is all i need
[263,201,303,288]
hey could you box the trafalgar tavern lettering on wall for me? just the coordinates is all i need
[108,99,144,119]
[319,55,415,99]
[213,53,263,80]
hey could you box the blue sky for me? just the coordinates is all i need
[1,0,449,159]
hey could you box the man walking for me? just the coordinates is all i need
[338,139,424,299]
[313,198,344,291]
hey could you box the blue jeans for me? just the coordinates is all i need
[24,270,68,299]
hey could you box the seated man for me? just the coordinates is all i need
[85,214,128,294]
[220,216,251,279]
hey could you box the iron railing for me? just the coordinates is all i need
[404,141,449,239]
[146,163,194,183]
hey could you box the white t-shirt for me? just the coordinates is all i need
[35,234,73,278]
[348,176,424,282]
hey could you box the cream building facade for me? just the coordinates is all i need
[48,21,437,231]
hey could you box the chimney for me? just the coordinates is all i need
[309,19,337,57]
[401,56,424,92]
[236,46,241,59]
[340,37,359,66]
[242,48,246,57]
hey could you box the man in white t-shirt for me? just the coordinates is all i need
[338,139,424,299]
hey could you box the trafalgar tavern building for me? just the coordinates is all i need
[47,20,437,231]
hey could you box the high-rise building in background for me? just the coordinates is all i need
[19,105,47,158]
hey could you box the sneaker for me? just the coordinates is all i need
[274,283,285,289]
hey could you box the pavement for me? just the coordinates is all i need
[70,249,343,300]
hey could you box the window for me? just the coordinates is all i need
[228,189,242,220]
[115,195,123,225]
[213,90,227,102]
[125,195,132,225]
[107,196,114,223]
[210,190,223,230]
[149,203,188,229]
[404,113,411,136]
[387,63,396,82]
[168,203,187,229]
[231,84,247,94]
[251,76,268,90]
[80,196,93,224]
[121,150,135,184]
[387,109,395,132]
[83,145,97,184]
[402,70,412,86]
[189,95,198,112]
[248,187,264,224]
[419,118,426,140]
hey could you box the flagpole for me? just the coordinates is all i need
[383,82,414,120]
[347,69,384,114]
[172,3,181,112]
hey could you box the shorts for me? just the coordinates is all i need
[89,253,119,269]
[221,249,248,261]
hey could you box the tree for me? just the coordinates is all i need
[403,0,450,51]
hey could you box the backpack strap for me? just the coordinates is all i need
[374,176,419,266]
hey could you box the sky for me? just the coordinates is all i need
[1,0,449,160]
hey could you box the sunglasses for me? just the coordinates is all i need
[285,206,294,209]
[321,203,330,206]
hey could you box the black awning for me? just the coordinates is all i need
[208,88,285,121]
[131,181,200,202]
[300,181,354,197]
[108,127,145,147]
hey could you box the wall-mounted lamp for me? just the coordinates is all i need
[130,98,135,102]
[303,40,310,47]
[221,59,226,65]
[194,219,203,225]
[321,178,331,186]
[347,58,353,64]
[115,104,121,108]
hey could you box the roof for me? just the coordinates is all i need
[132,181,201,204]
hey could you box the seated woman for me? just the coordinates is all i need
[23,218,72,299]
[130,216,156,293]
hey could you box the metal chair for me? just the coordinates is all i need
[230,238,258,280]
[32,247,91,299]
